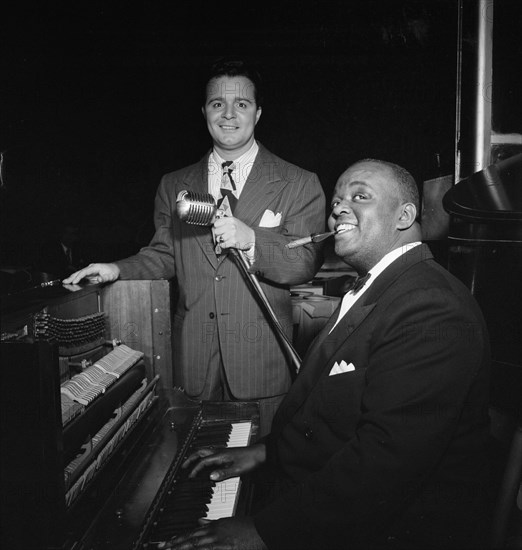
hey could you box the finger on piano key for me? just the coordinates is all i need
[146,421,254,546]
[181,447,217,472]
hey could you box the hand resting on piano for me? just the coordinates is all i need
[63,262,120,285]
[157,443,267,550]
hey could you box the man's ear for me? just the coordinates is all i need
[255,106,262,125]
[201,106,206,119]
[397,203,417,230]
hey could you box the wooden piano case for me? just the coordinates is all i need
[0,281,172,550]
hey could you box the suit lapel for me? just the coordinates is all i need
[180,152,219,268]
[273,244,434,431]
[273,301,376,429]
[361,243,433,304]
[234,144,288,224]
[182,154,209,195]
[178,145,288,268]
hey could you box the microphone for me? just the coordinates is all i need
[176,190,224,226]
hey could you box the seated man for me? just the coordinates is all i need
[161,159,491,550]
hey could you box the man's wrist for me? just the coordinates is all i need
[243,230,256,262]
[251,442,267,467]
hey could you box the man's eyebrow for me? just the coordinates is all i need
[206,95,254,104]
[331,181,372,201]
[348,180,371,188]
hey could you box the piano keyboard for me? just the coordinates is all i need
[205,422,251,520]
[147,420,252,544]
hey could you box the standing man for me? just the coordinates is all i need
[64,59,326,435]
[167,159,491,550]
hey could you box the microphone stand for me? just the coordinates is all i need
[230,248,302,375]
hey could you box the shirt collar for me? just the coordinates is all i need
[330,242,422,334]
[211,140,259,168]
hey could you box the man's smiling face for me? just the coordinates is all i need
[202,75,262,159]
[328,161,408,272]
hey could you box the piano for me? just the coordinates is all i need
[443,152,522,420]
[80,394,258,550]
[0,281,259,550]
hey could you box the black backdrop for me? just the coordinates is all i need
[0,0,515,267]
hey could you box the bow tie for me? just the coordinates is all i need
[350,272,371,294]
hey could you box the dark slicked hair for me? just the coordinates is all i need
[358,158,420,212]
[202,58,264,108]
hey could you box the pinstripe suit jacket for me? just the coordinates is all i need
[116,144,325,399]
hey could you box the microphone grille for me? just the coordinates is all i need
[176,190,217,226]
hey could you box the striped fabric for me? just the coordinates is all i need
[116,144,325,431]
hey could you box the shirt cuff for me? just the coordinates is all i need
[243,239,256,264]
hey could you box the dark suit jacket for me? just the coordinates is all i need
[253,244,491,549]
[116,144,325,399]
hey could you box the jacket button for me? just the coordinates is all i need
[209,312,215,319]
[305,427,313,440]
[215,275,223,282]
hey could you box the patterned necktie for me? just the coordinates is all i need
[350,272,371,294]
[218,160,238,215]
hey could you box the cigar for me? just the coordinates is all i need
[286,230,338,249]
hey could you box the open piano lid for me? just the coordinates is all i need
[443,153,522,222]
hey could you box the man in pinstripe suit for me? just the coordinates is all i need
[64,59,326,435]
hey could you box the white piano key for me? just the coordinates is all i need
[205,477,241,520]
[202,421,251,520]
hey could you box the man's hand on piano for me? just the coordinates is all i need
[157,516,267,550]
[182,443,266,481]
[63,263,120,285]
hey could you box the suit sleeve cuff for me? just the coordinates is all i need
[243,236,256,264]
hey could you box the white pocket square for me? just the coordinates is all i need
[259,209,282,228]
[329,360,355,376]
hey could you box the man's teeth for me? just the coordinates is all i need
[336,224,355,233]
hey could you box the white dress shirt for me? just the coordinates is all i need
[330,242,421,333]
[208,141,259,203]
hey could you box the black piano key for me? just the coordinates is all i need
[156,505,209,520]
[192,424,231,441]
[164,488,213,502]
[142,421,246,547]
[167,479,215,493]
[161,496,212,511]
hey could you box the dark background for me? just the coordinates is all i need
[0,0,520,268]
